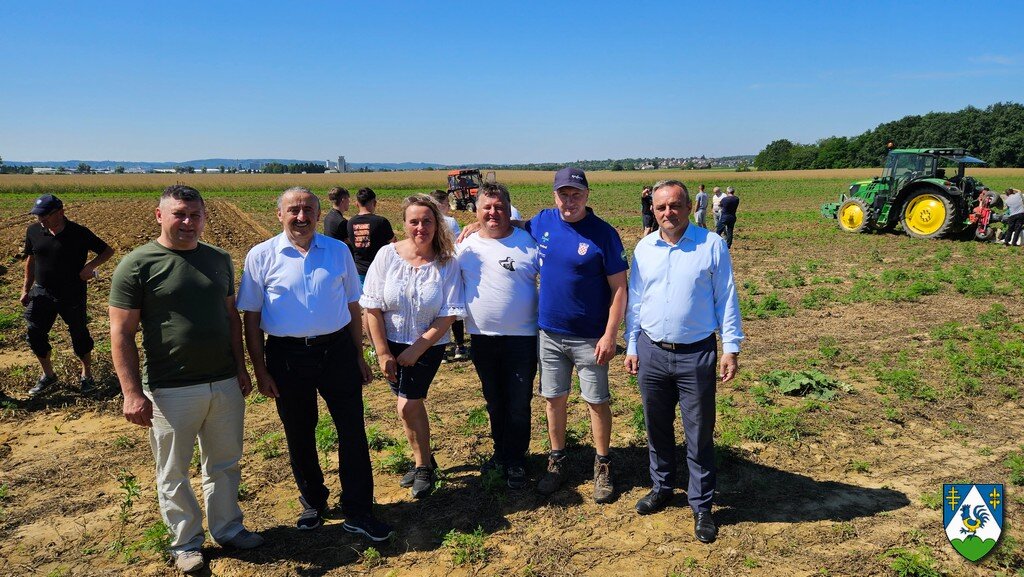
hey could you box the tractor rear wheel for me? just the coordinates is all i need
[837,198,870,233]
[901,190,956,239]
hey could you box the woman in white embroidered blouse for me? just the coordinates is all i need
[361,195,465,499]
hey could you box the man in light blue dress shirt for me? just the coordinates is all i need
[624,179,744,544]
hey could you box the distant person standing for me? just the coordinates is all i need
[641,186,655,235]
[347,187,397,283]
[431,189,468,360]
[323,186,350,244]
[715,187,740,248]
[693,184,709,229]
[1003,188,1023,247]
[711,186,725,225]
[21,194,114,397]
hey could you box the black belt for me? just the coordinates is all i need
[649,333,715,352]
[269,329,345,347]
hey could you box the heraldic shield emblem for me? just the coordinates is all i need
[943,483,1003,561]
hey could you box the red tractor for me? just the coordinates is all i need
[447,169,495,211]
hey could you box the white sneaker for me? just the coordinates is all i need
[173,549,204,573]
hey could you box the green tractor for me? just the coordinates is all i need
[821,148,990,240]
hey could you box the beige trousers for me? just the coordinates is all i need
[146,377,245,552]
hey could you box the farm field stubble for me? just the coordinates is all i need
[0,170,1023,576]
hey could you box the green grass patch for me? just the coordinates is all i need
[741,292,793,319]
[443,526,488,566]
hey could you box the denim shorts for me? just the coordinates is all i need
[537,329,610,404]
[386,341,445,400]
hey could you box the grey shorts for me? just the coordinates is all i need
[537,329,610,404]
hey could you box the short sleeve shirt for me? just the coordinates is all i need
[526,208,628,338]
[236,233,362,337]
[359,244,466,345]
[347,214,395,275]
[24,219,109,300]
[456,228,539,336]
[323,209,348,243]
[108,241,236,389]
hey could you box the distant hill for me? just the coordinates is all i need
[1,158,445,171]
[755,102,1024,169]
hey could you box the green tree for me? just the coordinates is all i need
[76,162,91,174]
[114,166,125,174]
[754,139,794,171]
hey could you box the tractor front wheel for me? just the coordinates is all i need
[901,190,956,240]
[837,198,870,233]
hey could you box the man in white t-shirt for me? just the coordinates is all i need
[456,182,539,489]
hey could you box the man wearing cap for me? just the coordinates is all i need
[238,187,394,541]
[109,185,263,573]
[715,186,740,248]
[20,194,114,397]
[624,179,743,543]
[532,168,627,502]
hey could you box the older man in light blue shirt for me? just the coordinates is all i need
[624,179,743,544]
[237,186,393,542]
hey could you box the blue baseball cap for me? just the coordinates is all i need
[30,194,63,215]
[553,167,589,191]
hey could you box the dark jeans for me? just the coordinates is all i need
[24,287,93,358]
[1005,213,1024,245]
[452,320,465,346]
[716,215,736,248]
[470,334,538,467]
[637,331,718,512]
[265,328,373,517]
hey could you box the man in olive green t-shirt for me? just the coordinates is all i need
[109,185,263,573]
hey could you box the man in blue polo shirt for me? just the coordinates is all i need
[529,168,628,503]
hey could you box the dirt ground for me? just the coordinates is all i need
[0,197,1021,577]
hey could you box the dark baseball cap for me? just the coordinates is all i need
[30,194,63,215]
[553,167,589,191]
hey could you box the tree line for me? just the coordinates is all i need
[754,102,1024,170]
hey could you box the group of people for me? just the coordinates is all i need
[18,168,744,573]
[642,183,740,247]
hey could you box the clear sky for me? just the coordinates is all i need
[2,0,1022,164]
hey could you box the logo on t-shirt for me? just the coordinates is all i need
[578,242,589,256]
[499,257,516,271]
[352,223,371,248]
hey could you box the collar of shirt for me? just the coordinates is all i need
[649,222,698,249]
[273,231,326,255]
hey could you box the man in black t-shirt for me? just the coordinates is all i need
[20,194,114,397]
[346,187,396,280]
[323,186,350,244]
[715,187,741,248]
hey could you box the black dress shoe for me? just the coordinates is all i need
[694,511,718,543]
[635,489,673,515]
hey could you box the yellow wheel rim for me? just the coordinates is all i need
[904,194,946,236]
[838,201,864,231]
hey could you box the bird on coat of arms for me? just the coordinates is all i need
[959,504,990,537]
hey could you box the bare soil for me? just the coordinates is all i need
[0,198,1021,577]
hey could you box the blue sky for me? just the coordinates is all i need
[2,0,1022,164]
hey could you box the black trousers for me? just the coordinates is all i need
[1005,213,1024,245]
[265,328,373,517]
[716,215,736,248]
[637,331,718,513]
[470,334,537,467]
[24,287,93,358]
